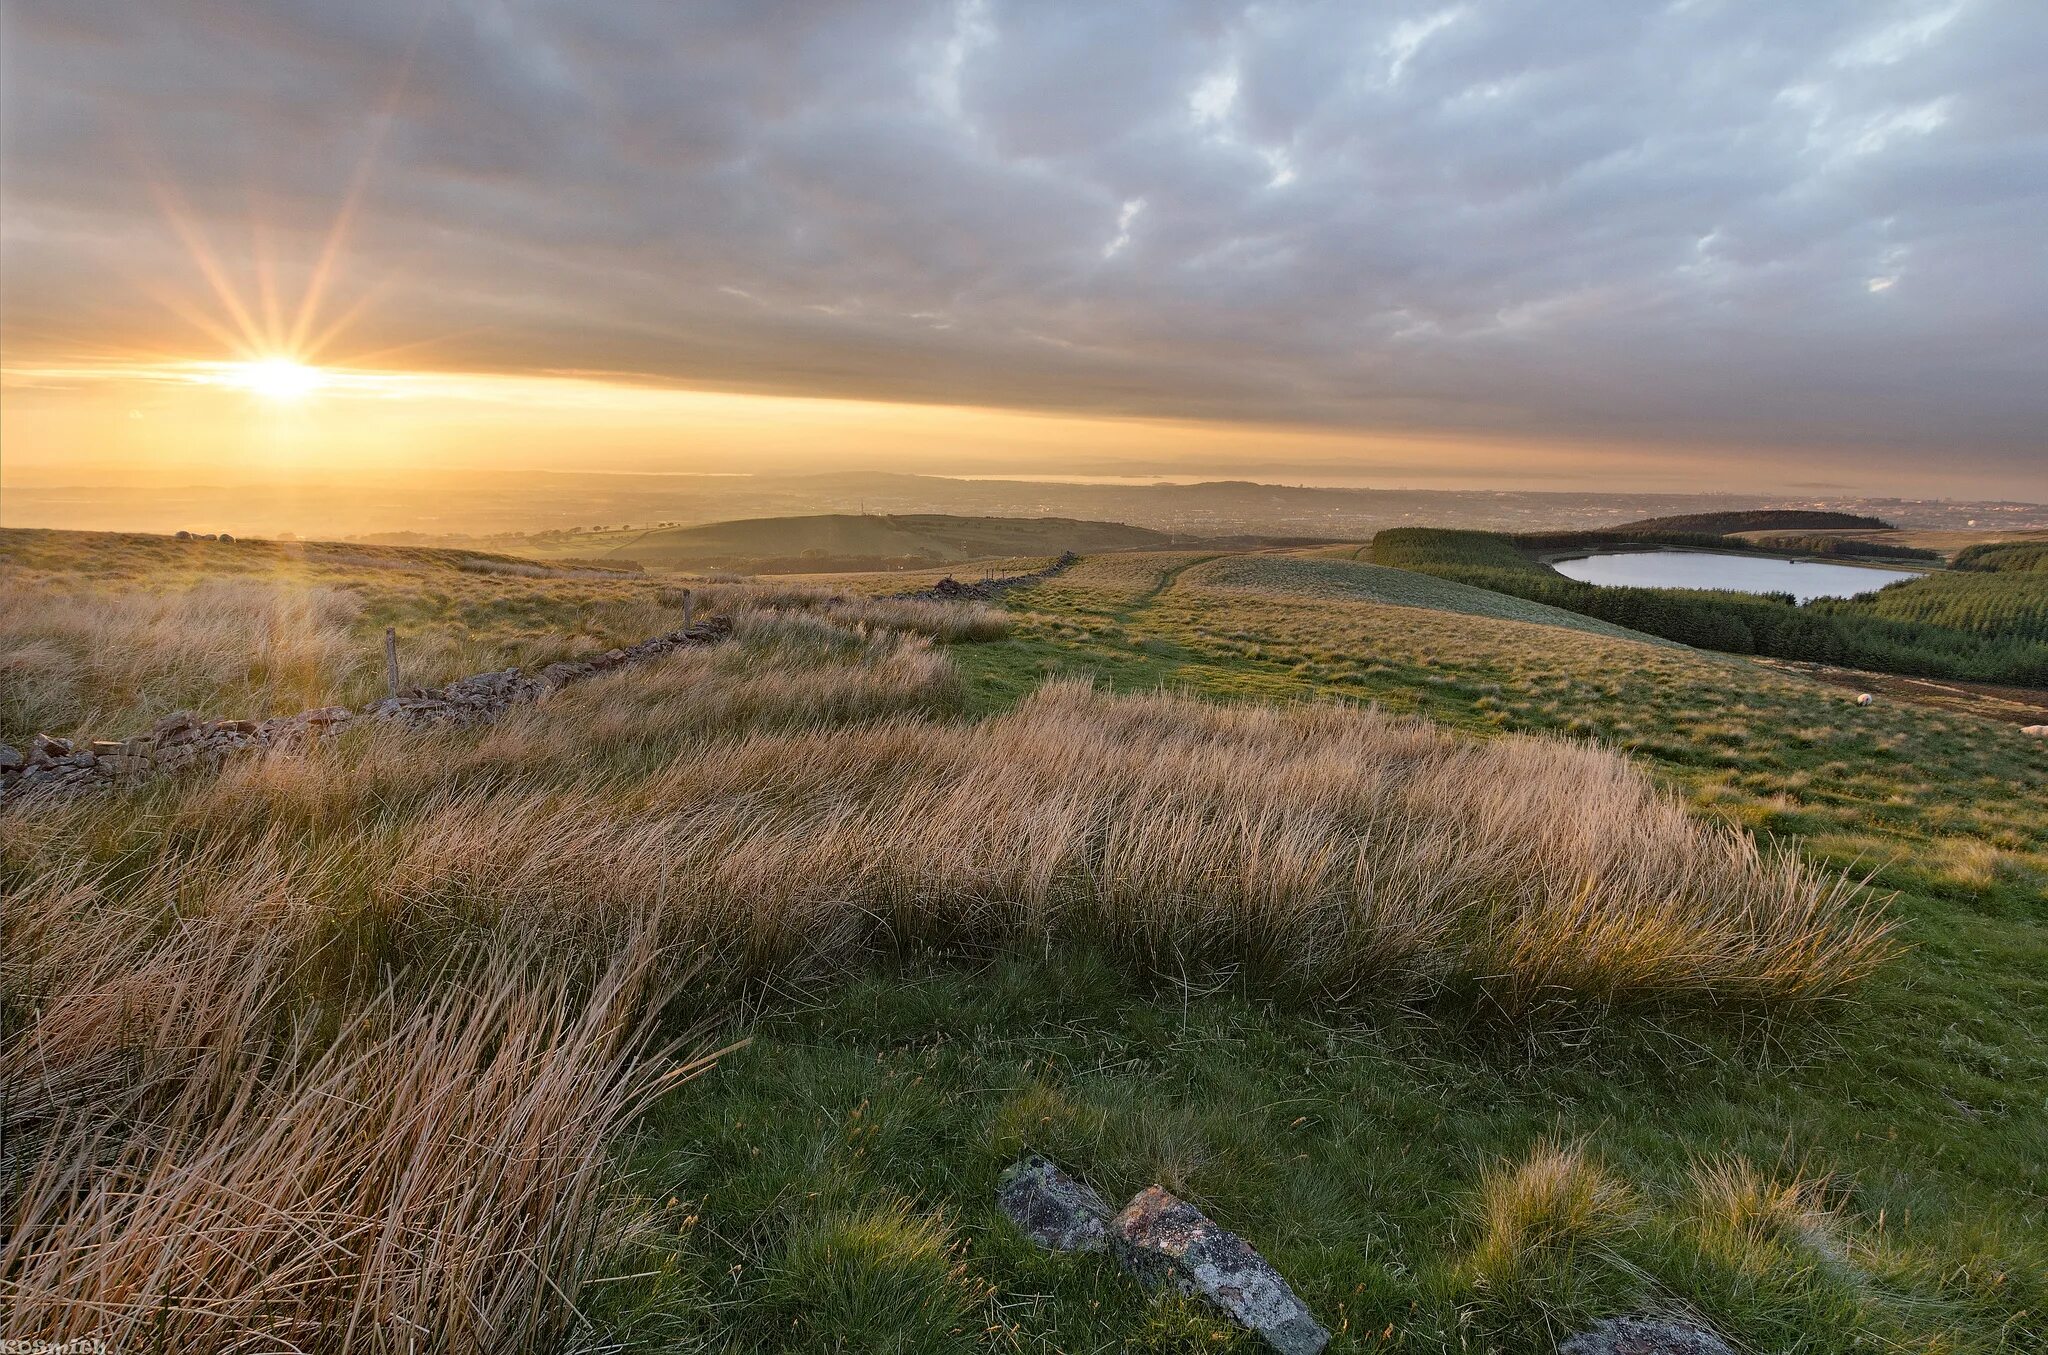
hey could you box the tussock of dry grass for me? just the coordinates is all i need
[1465,1141,1637,1290]
[0,869,710,1352]
[15,655,1893,1012]
[363,679,1890,1009]
[1689,1155,1844,1264]
[824,594,1011,641]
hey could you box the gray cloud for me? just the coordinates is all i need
[3,0,2044,486]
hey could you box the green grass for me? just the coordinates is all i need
[582,550,2048,1352]
[1183,552,1673,645]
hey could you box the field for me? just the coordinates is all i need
[1732,528,2048,562]
[4,532,2045,1353]
[1187,550,1673,644]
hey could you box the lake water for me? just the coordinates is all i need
[1550,550,1917,603]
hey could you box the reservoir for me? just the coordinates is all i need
[1550,550,1918,603]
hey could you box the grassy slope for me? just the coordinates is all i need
[0,527,692,740]
[597,513,1174,565]
[7,534,2045,1352]
[1186,550,1676,645]
[594,551,2047,1352]
[1730,528,2048,562]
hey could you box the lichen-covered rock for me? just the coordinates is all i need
[997,1155,1113,1252]
[1111,1187,1328,1355]
[1559,1316,1735,1355]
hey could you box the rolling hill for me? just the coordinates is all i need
[1610,509,1894,534]
[594,513,1181,569]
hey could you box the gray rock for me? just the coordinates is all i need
[0,743,21,772]
[998,1155,1113,1253]
[1111,1187,1328,1355]
[1559,1316,1735,1355]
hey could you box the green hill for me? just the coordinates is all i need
[1185,552,1677,646]
[1611,509,1892,534]
[1953,538,2048,573]
[599,513,1177,569]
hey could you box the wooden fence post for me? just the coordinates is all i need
[384,626,400,697]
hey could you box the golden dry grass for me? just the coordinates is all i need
[1688,1156,1844,1266]
[0,869,718,1352]
[0,526,1004,743]
[1465,1141,1638,1291]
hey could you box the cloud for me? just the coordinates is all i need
[2,0,2044,486]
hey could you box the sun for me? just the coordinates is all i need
[224,357,328,401]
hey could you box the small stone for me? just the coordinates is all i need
[1111,1187,1328,1355]
[1559,1316,1735,1355]
[32,734,72,758]
[998,1155,1113,1253]
[152,711,205,742]
[0,743,22,772]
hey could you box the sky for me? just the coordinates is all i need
[2,0,2044,499]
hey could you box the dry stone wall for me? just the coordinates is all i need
[0,617,731,807]
[891,551,1077,601]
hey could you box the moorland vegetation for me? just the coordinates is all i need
[3,532,2043,1352]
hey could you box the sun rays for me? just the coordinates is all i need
[79,12,437,400]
